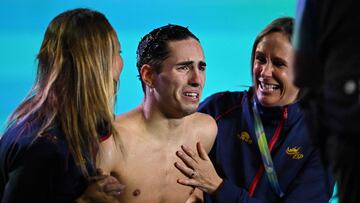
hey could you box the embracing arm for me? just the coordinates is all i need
[175,143,267,203]
[76,168,124,203]
[176,146,334,203]
[2,137,123,203]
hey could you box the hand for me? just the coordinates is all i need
[175,142,223,195]
[185,188,203,203]
[77,168,125,203]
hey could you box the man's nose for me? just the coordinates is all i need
[189,68,203,87]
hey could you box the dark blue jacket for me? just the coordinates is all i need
[0,117,95,203]
[199,90,334,203]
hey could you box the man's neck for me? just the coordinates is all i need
[140,100,189,140]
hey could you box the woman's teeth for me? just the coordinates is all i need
[260,82,279,91]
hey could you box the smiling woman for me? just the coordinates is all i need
[253,32,298,107]
[174,17,335,203]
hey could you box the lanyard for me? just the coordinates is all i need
[251,98,286,198]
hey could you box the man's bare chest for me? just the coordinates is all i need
[112,142,197,203]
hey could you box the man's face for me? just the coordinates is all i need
[152,38,206,118]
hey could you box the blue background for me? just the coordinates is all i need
[0,0,296,132]
[0,1,338,201]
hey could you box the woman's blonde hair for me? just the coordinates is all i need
[8,8,119,176]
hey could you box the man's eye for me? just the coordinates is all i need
[177,65,190,70]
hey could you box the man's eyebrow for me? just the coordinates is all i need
[199,61,206,66]
[175,60,206,66]
[175,61,194,66]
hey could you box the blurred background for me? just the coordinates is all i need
[0,1,340,201]
[0,0,296,132]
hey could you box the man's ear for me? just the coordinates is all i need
[140,64,155,88]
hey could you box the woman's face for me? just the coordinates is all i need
[253,32,299,107]
[113,40,123,88]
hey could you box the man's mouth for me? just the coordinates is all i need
[183,92,199,99]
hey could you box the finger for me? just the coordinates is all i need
[197,142,210,161]
[177,178,200,187]
[107,190,122,197]
[96,168,104,175]
[88,174,117,188]
[174,162,195,178]
[181,145,199,163]
[104,182,126,195]
[88,174,108,182]
[176,150,196,168]
[99,176,124,195]
[103,176,124,187]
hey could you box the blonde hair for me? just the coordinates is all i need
[8,8,119,176]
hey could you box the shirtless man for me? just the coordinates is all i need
[98,24,217,203]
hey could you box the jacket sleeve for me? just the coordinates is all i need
[208,179,265,203]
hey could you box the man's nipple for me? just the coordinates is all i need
[133,189,141,197]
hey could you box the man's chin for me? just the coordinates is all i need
[181,106,198,116]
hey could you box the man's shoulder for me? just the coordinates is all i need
[190,111,214,121]
[187,113,217,152]
[188,112,216,126]
[114,107,143,128]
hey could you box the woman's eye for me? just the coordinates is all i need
[255,55,266,64]
[273,60,286,68]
